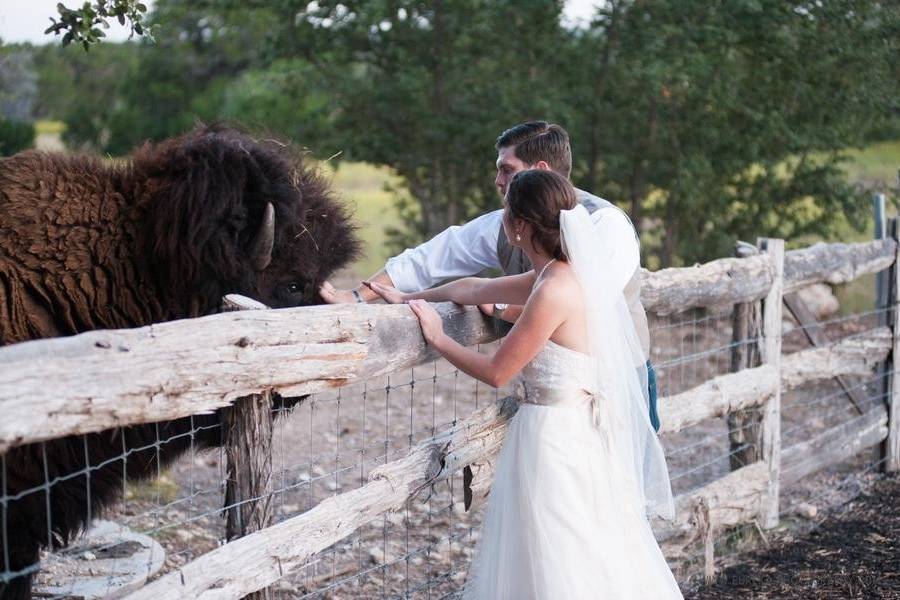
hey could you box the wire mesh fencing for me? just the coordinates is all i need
[670,298,896,587]
[2,279,896,599]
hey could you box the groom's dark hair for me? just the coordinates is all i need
[496,121,572,178]
[506,170,576,261]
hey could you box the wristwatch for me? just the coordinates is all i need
[493,303,509,318]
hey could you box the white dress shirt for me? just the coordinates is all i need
[385,202,640,295]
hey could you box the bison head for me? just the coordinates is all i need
[130,125,361,315]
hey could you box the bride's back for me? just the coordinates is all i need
[532,260,590,356]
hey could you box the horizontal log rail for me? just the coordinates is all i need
[780,327,892,391]
[656,402,889,550]
[656,327,890,434]
[642,238,895,314]
[655,462,770,549]
[0,318,889,455]
[658,366,779,435]
[0,240,894,452]
[781,403,889,487]
[640,254,775,315]
[0,303,499,452]
[783,239,897,294]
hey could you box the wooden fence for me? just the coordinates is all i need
[1,232,898,598]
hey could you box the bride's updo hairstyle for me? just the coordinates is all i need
[505,169,577,260]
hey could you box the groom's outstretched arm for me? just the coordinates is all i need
[320,268,394,304]
[320,210,503,303]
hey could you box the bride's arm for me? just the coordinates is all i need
[409,283,565,388]
[368,271,535,306]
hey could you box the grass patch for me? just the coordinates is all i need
[841,139,900,189]
[125,471,180,504]
[34,120,66,135]
[784,139,899,316]
[833,274,877,317]
[794,138,900,248]
[324,162,408,278]
[773,142,900,316]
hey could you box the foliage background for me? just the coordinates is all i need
[1,0,898,274]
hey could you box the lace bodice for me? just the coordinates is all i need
[517,341,597,407]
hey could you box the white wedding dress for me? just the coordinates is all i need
[461,204,682,599]
[461,340,683,599]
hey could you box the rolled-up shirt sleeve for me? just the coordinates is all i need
[592,207,640,294]
[385,210,503,293]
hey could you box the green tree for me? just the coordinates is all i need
[569,0,900,267]
[46,1,150,49]
[36,0,277,154]
[33,0,899,268]
[267,0,574,243]
[0,44,37,156]
[31,42,141,151]
[219,58,337,151]
[0,119,35,156]
[0,45,37,122]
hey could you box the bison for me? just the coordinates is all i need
[0,125,361,598]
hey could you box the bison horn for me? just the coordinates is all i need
[251,202,276,271]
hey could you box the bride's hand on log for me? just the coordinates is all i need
[364,281,405,304]
[408,299,446,347]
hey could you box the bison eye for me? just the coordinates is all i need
[285,282,303,294]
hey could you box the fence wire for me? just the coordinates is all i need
[1,295,896,598]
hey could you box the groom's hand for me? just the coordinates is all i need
[319,281,358,304]
[320,270,399,304]
[364,281,406,304]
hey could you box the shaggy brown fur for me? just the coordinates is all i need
[0,125,360,598]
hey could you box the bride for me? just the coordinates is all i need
[367,169,683,599]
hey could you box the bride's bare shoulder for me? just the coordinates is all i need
[535,261,583,303]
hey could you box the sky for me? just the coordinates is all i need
[1,0,599,45]
[0,0,157,44]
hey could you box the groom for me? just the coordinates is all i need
[321,121,660,431]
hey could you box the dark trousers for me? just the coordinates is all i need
[647,360,660,432]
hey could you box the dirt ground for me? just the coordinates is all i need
[687,474,900,600]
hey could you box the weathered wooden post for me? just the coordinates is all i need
[221,296,276,600]
[876,194,890,406]
[224,392,275,600]
[757,238,784,528]
[875,194,888,312]
[726,236,784,529]
[883,215,900,473]
[727,242,763,470]
[874,194,899,474]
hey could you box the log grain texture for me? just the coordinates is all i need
[0,303,498,452]
[657,327,889,434]
[640,239,895,315]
